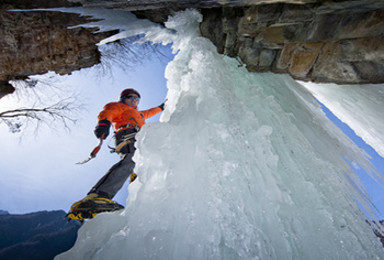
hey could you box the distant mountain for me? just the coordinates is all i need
[0,210,80,260]
[0,210,9,216]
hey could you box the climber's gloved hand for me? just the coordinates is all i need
[94,119,111,139]
[158,99,167,111]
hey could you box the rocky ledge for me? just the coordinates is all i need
[0,0,116,98]
[199,2,384,84]
[71,0,384,84]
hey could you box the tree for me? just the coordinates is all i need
[0,98,79,133]
[0,78,81,135]
[97,35,172,76]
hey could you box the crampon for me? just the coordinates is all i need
[66,197,124,222]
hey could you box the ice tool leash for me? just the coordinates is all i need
[76,134,105,165]
[76,130,137,164]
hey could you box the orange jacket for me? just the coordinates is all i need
[98,102,162,132]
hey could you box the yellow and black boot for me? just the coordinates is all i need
[66,193,124,222]
[129,173,137,183]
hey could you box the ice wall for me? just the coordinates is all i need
[57,9,383,260]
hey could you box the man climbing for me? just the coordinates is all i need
[67,88,164,221]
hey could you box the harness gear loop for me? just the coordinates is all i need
[108,132,137,153]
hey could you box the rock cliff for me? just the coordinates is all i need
[0,0,116,98]
[70,0,384,84]
[199,2,384,84]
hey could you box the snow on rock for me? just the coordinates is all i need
[301,81,384,159]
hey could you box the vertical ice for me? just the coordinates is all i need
[57,9,383,260]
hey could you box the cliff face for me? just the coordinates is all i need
[1,0,383,99]
[199,3,384,84]
[0,1,116,98]
[106,0,384,85]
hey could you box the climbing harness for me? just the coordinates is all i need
[109,119,139,154]
[108,132,137,153]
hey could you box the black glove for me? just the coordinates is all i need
[158,100,167,111]
[94,119,111,139]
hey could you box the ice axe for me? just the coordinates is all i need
[76,134,105,165]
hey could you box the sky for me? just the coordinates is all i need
[319,101,384,218]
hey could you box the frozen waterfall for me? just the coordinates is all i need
[56,9,383,260]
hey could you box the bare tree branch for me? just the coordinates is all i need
[97,35,172,76]
[0,85,82,134]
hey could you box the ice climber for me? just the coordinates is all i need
[67,88,165,221]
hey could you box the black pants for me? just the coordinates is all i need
[88,129,136,199]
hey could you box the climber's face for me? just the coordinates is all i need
[124,94,140,108]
